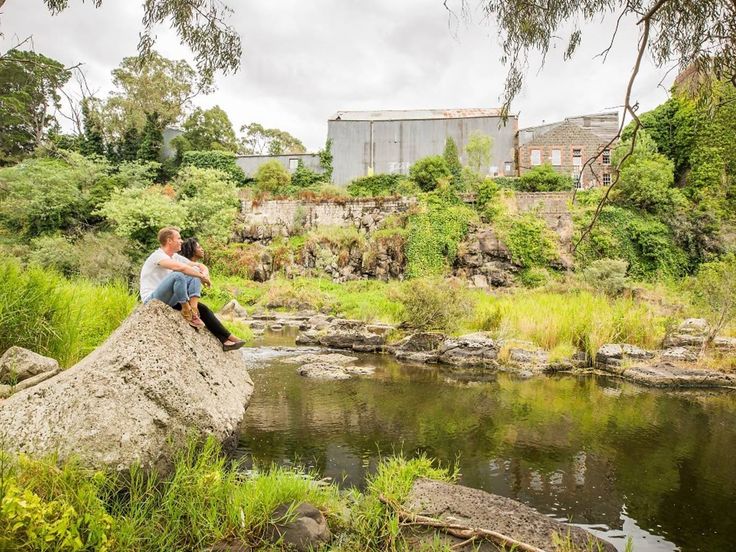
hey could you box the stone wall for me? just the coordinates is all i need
[235,196,417,241]
[513,191,574,245]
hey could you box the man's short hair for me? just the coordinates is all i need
[157,227,180,246]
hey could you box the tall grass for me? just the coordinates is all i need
[468,289,669,358]
[0,260,136,367]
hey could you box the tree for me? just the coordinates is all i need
[409,156,452,192]
[465,131,493,175]
[40,0,241,85]
[239,122,306,155]
[178,106,238,153]
[136,112,164,162]
[254,160,291,194]
[443,137,463,189]
[102,51,205,141]
[0,49,70,165]
[318,138,333,183]
[291,160,323,188]
[79,99,105,157]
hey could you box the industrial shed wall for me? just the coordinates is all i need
[328,116,518,185]
[235,153,322,177]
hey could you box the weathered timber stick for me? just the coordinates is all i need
[378,495,547,552]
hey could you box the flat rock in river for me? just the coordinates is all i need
[404,478,615,552]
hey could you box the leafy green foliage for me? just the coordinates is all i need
[443,137,463,188]
[176,106,238,154]
[347,174,403,197]
[97,186,187,250]
[136,111,164,162]
[174,166,240,244]
[405,187,477,277]
[397,277,472,332]
[465,131,493,174]
[517,164,572,192]
[253,160,291,194]
[581,258,629,296]
[575,195,689,280]
[690,253,736,343]
[318,138,334,183]
[497,211,558,269]
[0,49,71,165]
[291,160,324,188]
[181,150,245,184]
[408,155,451,192]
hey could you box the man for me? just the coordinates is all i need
[140,226,211,329]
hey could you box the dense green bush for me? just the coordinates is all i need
[497,211,558,268]
[254,160,291,194]
[517,164,572,192]
[690,253,736,346]
[397,277,473,332]
[347,174,403,197]
[181,150,245,184]
[581,258,629,296]
[291,160,324,188]
[408,155,452,192]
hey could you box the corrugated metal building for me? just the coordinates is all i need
[327,108,518,185]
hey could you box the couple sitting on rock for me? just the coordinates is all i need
[140,227,246,352]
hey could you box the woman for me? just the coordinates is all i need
[180,237,246,352]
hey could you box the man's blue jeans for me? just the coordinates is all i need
[146,272,201,307]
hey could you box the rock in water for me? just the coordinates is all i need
[0,301,254,473]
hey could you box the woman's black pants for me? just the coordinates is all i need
[173,302,231,343]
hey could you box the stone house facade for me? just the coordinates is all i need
[517,113,619,189]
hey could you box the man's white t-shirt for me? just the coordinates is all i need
[139,248,191,302]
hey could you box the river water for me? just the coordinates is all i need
[235,330,736,552]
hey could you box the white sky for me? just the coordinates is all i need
[1,0,677,151]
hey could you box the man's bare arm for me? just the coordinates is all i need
[158,258,211,285]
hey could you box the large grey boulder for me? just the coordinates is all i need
[404,478,615,552]
[595,343,654,369]
[391,332,446,363]
[597,361,736,388]
[0,301,254,473]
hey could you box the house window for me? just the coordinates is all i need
[490,165,498,177]
[288,158,299,171]
[572,167,583,189]
[572,148,582,166]
[602,149,611,165]
[602,173,611,186]
[531,149,542,166]
[551,149,561,166]
[504,161,513,174]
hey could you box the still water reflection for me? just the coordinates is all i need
[236,334,736,552]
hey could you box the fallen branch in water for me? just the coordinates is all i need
[378,494,547,552]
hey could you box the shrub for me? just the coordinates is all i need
[397,277,473,332]
[690,253,736,350]
[581,258,629,296]
[97,186,187,250]
[497,211,558,268]
[174,166,240,244]
[517,164,573,192]
[465,131,493,174]
[181,150,246,184]
[347,174,403,197]
[473,178,501,221]
[408,155,452,192]
[254,160,291,193]
[291,160,324,188]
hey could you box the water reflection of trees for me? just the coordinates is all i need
[240,361,736,551]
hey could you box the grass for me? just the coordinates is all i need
[0,260,137,368]
[1,440,460,552]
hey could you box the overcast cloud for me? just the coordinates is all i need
[1,1,676,151]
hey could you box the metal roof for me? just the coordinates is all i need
[329,108,509,122]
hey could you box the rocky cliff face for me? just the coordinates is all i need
[0,301,254,473]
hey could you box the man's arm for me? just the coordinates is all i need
[158,258,211,285]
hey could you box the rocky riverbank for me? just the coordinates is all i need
[223,301,736,389]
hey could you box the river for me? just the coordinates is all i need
[235,330,736,552]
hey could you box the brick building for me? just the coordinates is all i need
[517,112,619,189]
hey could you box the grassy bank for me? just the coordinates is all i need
[0,438,457,551]
[0,261,137,367]
[204,274,685,359]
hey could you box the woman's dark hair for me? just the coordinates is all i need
[180,237,199,261]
